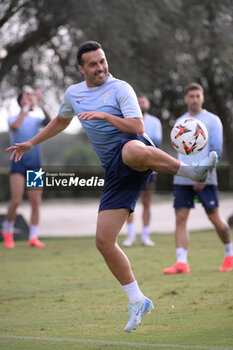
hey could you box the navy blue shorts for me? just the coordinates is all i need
[99,134,153,213]
[173,185,219,209]
[10,157,41,177]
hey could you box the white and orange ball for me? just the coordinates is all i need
[171,117,208,155]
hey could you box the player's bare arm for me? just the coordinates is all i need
[5,115,72,162]
[35,89,51,125]
[193,182,206,191]
[10,108,27,131]
[78,111,144,135]
[10,93,31,131]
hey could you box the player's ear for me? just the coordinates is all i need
[78,65,84,75]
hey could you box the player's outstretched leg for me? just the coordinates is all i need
[169,151,218,182]
[124,296,154,333]
[189,151,218,182]
[122,141,217,183]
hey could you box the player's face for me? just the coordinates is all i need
[21,92,35,110]
[138,96,150,115]
[184,89,204,115]
[78,49,109,87]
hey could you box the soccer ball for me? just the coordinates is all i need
[170,117,208,155]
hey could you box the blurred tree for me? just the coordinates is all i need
[1,0,233,171]
[167,0,233,169]
[61,142,100,166]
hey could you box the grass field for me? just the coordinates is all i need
[0,230,232,350]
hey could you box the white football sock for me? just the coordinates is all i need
[29,225,39,240]
[176,247,188,263]
[223,242,233,257]
[141,226,149,239]
[176,161,197,180]
[127,223,135,238]
[122,280,144,304]
[3,220,14,234]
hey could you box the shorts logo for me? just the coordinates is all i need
[26,168,45,188]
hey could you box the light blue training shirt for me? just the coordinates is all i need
[8,111,45,161]
[173,109,223,185]
[58,74,143,169]
[143,113,162,148]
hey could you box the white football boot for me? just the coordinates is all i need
[192,151,217,182]
[124,296,154,333]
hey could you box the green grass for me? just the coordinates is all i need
[0,230,232,350]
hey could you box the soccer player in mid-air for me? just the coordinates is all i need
[6,41,217,332]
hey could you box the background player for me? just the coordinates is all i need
[163,83,233,274]
[2,86,50,248]
[123,93,162,247]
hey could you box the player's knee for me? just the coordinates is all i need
[30,199,41,210]
[206,207,222,225]
[122,141,148,167]
[205,207,216,215]
[141,195,151,208]
[96,233,115,255]
[175,210,187,226]
[207,213,222,227]
[11,197,22,207]
[95,235,107,253]
[29,194,42,209]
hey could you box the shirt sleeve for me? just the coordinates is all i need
[152,118,162,148]
[209,116,223,157]
[116,82,143,119]
[58,89,76,119]
[8,115,18,126]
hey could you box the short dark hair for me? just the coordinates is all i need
[137,92,147,98]
[17,93,23,106]
[77,41,102,66]
[184,83,204,95]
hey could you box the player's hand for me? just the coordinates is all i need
[193,182,206,191]
[78,111,109,121]
[22,92,34,109]
[34,89,43,106]
[5,141,33,162]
